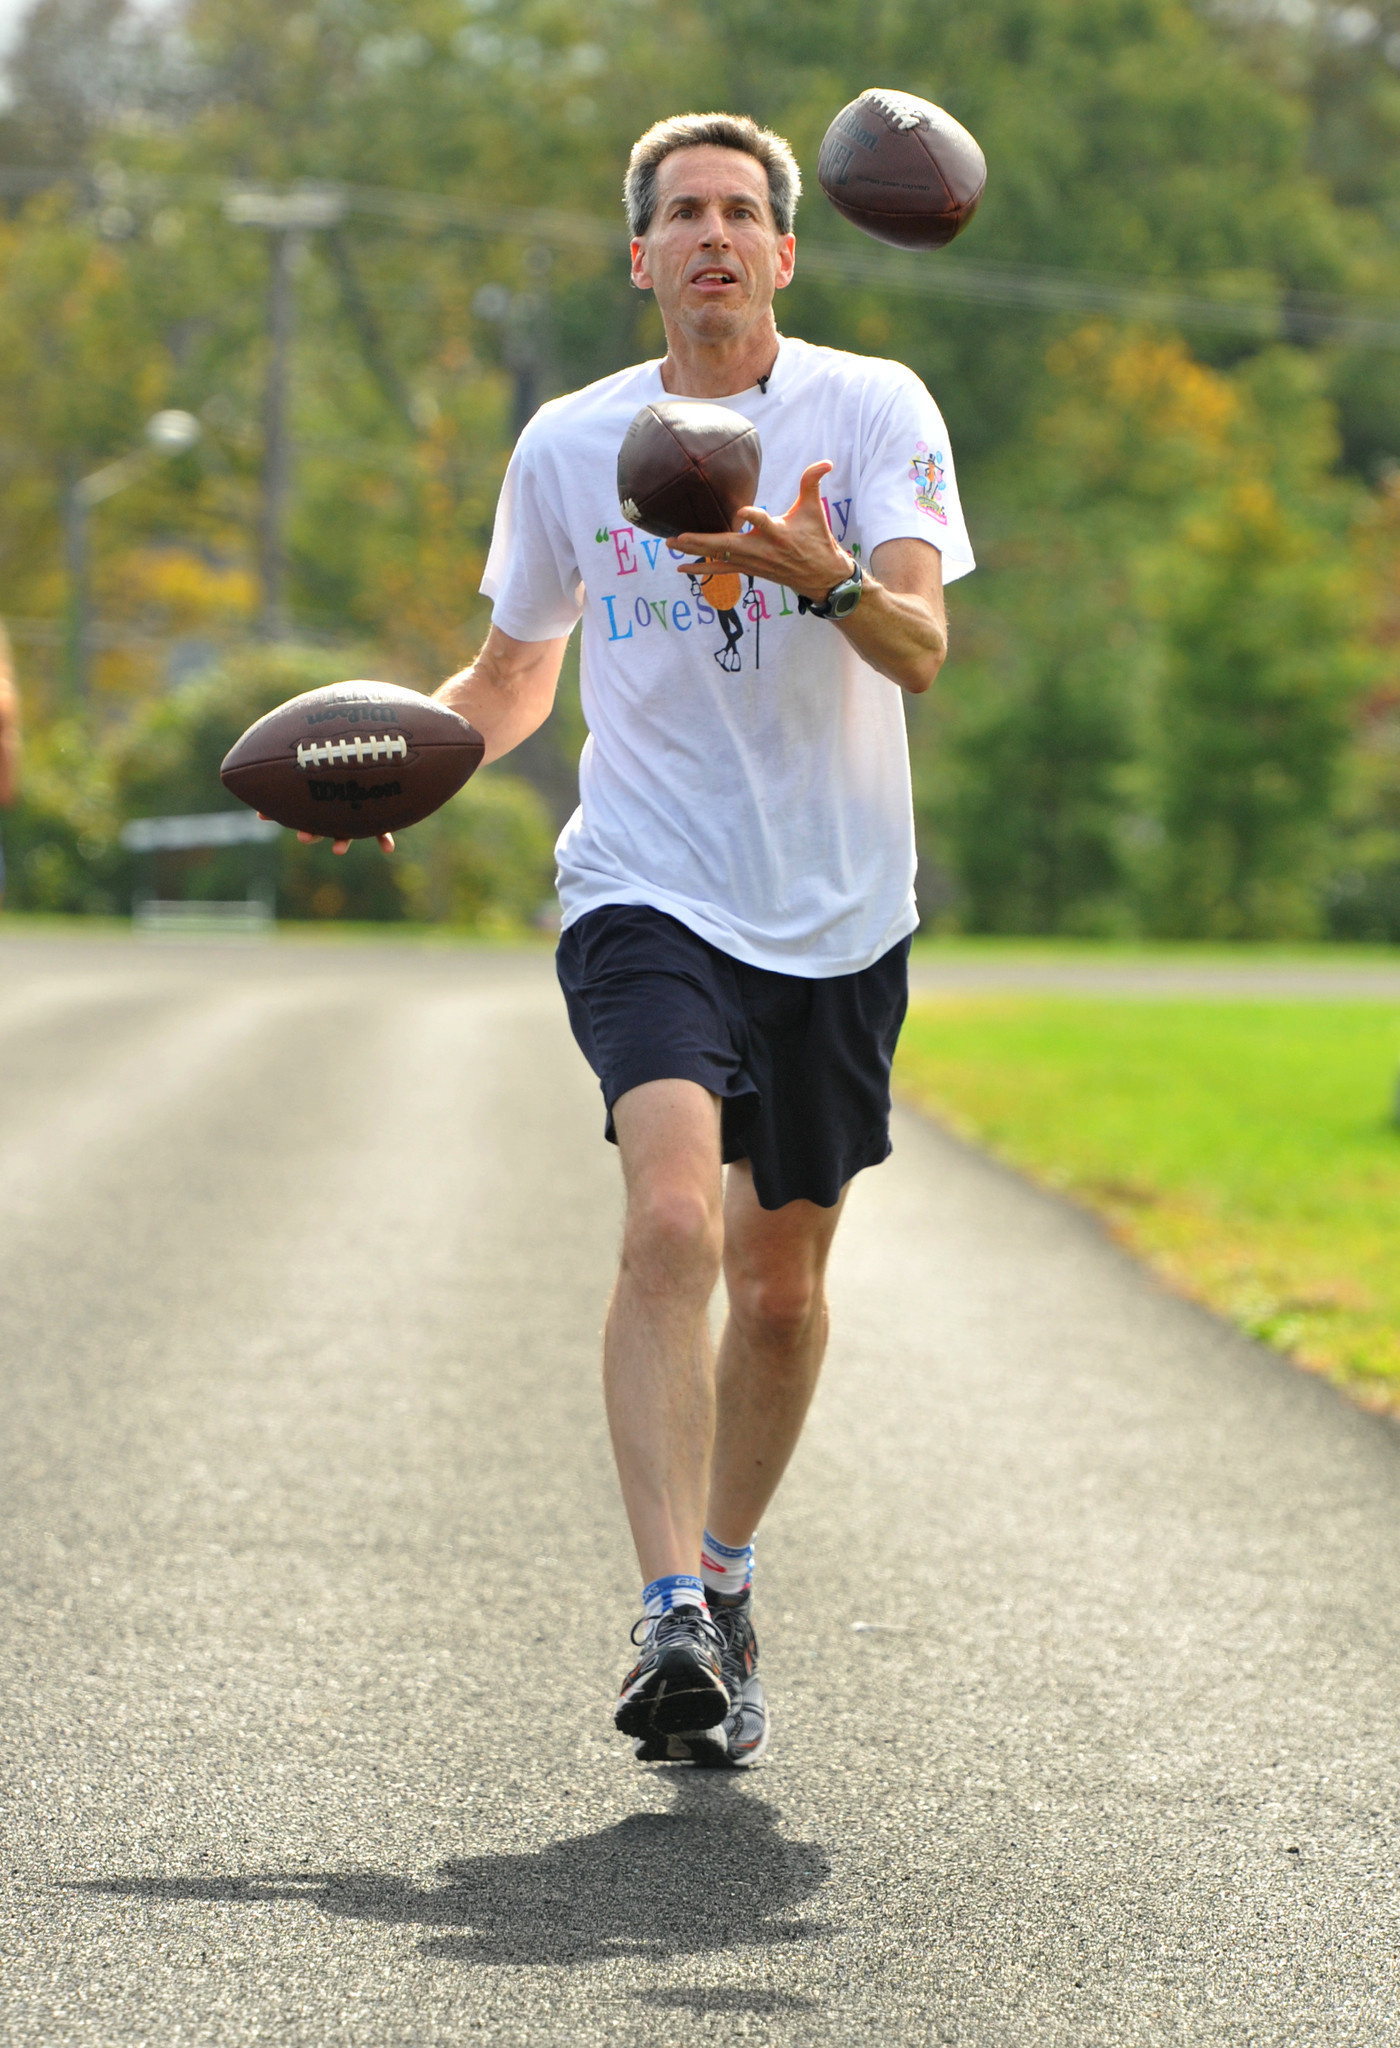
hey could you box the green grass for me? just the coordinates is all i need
[0,909,555,948]
[895,998,1400,1403]
[908,935,1400,967]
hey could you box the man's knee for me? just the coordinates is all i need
[623,1182,724,1296]
[726,1258,824,1353]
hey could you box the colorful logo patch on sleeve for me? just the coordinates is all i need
[909,442,948,525]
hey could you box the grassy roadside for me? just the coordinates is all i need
[909,936,1400,967]
[895,997,1400,1408]
[0,909,556,949]
[5,914,1398,967]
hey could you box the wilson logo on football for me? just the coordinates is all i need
[295,734,409,772]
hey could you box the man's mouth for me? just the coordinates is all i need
[690,267,739,287]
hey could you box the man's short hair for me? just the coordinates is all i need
[624,113,802,239]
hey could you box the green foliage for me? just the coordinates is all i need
[1322,479,1400,939]
[2,715,122,912]
[395,771,557,930]
[897,991,1400,1395]
[1,0,1398,935]
[931,554,1138,936]
[929,328,1376,936]
[1211,0,1400,474]
[1145,480,1368,937]
[4,645,555,926]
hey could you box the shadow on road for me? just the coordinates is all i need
[63,1775,833,1969]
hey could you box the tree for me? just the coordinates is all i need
[0,0,175,169]
[1146,478,1368,935]
[1,0,1395,933]
[926,527,1140,934]
[1309,468,1400,939]
[925,326,1371,934]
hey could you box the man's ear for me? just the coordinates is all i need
[774,233,797,293]
[630,238,653,292]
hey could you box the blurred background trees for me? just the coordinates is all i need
[0,0,1397,933]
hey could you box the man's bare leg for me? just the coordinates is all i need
[605,1079,726,1585]
[706,1161,848,1550]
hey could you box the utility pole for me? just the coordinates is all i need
[224,186,346,639]
[62,410,202,705]
[473,247,554,442]
[260,225,296,638]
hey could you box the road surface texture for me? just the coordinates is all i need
[2,929,1398,2047]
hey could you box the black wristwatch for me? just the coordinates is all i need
[799,558,863,621]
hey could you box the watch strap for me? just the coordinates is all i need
[799,558,863,619]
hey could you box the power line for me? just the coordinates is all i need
[5,161,1400,349]
[795,243,1400,348]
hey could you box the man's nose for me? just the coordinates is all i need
[698,209,731,244]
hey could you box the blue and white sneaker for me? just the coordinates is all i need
[633,1593,770,1768]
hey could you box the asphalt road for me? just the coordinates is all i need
[2,929,1399,2046]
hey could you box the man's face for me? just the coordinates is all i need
[631,146,795,345]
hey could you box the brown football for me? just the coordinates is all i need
[220,680,485,840]
[617,400,762,540]
[817,88,986,251]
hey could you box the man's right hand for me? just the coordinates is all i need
[297,829,395,857]
[258,815,395,857]
[257,624,573,856]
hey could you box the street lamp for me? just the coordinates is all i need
[64,409,202,704]
[146,409,203,457]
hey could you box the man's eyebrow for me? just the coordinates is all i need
[663,190,768,210]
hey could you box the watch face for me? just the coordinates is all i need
[828,579,862,618]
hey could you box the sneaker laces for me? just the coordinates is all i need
[709,1599,756,1686]
[629,1606,724,1653]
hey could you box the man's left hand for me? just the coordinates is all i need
[674,459,851,604]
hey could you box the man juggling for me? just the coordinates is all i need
[312,111,975,1764]
[443,111,973,1764]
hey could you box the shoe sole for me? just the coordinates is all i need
[632,1725,731,1767]
[633,1682,770,1769]
[614,1644,729,1738]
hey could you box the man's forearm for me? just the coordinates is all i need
[433,626,569,765]
[834,573,947,696]
[434,663,541,764]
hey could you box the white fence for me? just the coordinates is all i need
[121,812,281,935]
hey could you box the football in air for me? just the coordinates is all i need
[220,681,485,840]
[817,88,986,250]
[617,400,762,540]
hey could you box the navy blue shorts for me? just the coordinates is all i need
[555,904,911,1211]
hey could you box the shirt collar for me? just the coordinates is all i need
[646,334,789,408]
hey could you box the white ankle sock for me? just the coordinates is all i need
[700,1530,753,1601]
[641,1572,708,1620]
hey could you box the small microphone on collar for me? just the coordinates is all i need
[756,372,771,394]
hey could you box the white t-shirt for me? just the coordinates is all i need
[481,334,974,976]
